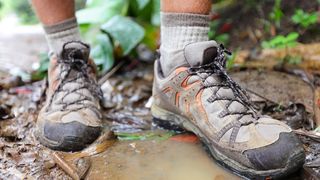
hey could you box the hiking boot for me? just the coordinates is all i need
[36,41,103,151]
[152,41,305,178]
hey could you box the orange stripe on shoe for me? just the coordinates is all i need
[175,67,188,75]
[195,89,209,122]
[182,80,202,90]
[162,87,172,93]
[175,92,181,107]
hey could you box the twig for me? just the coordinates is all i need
[52,152,80,180]
[293,129,320,142]
[98,61,125,85]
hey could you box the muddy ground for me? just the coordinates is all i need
[2,3,320,179]
[1,59,320,179]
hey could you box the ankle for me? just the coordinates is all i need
[43,17,82,57]
[159,12,210,76]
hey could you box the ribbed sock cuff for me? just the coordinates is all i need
[159,12,210,76]
[160,12,210,49]
[161,12,210,27]
[44,17,82,57]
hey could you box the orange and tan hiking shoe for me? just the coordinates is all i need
[36,42,103,151]
[152,41,305,178]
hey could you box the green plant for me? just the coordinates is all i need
[291,9,318,28]
[76,0,160,73]
[31,53,50,80]
[208,20,230,45]
[269,0,283,28]
[0,0,38,24]
[226,49,238,70]
[32,0,160,77]
[283,55,302,65]
[261,32,299,49]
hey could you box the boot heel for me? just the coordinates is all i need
[151,104,186,132]
[152,117,185,132]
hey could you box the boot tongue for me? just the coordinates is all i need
[61,41,90,61]
[184,41,219,67]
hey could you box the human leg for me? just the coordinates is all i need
[31,0,102,151]
[152,0,305,178]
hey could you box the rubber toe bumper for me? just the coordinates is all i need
[245,132,305,172]
[37,121,101,151]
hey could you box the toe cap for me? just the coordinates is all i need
[244,132,305,171]
[42,121,101,151]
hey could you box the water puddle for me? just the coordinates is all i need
[86,137,239,180]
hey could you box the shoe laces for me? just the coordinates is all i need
[188,44,259,145]
[46,42,102,115]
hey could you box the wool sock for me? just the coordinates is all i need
[159,12,210,76]
[43,17,82,57]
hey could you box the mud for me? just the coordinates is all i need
[1,64,319,179]
[87,139,239,180]
[231,69,315,130]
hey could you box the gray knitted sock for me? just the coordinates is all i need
[43,17,82,57]
[160,12,210,76]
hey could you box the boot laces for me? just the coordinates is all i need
[188,44,259,144]
[46,42,102,115]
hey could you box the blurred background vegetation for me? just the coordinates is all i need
[0,0,319,79]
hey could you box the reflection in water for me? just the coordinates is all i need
[87,139,240,180]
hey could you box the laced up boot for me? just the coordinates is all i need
[36,41,103,151]
[152,40,305,178]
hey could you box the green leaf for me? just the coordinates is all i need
[151,0,160,26]
[141,22,159,50]
[91,34,114,73]
[135,0,150,10]
[101,15,145,55]
[286,32,299,42]
[31,53,49,80]
[76,0,128,24]
[115,130,175,141]
[291,9,319,28]
[86,0,107,8]
[261,33,299,49]
[215,34,230,45]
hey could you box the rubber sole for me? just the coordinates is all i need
[151,104,305,179]
[35,119,101,152]
[35,129,90,151]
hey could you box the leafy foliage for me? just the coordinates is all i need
[291,9,318,28]
[76,0,160,74]
[0,0,37,24]
[31,53,50,80]
[261,32,299,49]
[283,55,302,65]
[208,16,231,45]
[101,15,145,55]
[269,0,283,28]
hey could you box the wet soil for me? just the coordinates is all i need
[1,63,319,179]
[1,15,320,179]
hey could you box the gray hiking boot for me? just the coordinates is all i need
[152,41,305,178]
[36,41,103,151]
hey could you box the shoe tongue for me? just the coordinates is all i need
[184,41,219,67]
[61,41,90,61]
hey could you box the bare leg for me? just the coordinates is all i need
[161,0,211,14]
[31,0,75,25]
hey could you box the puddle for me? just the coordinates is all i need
[86,138,239,180]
